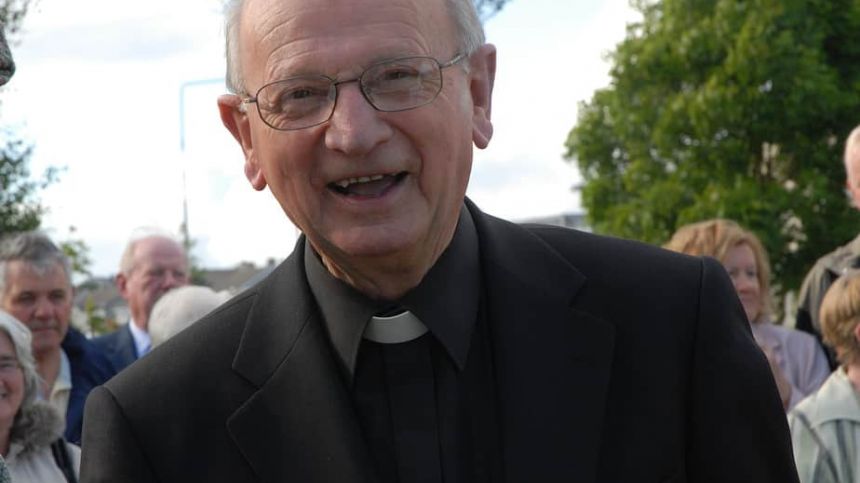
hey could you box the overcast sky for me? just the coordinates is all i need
[1,0,639,277]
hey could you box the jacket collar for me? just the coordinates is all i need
[226,200,615,482]
[227,243,377,482]
[798,368,860,426]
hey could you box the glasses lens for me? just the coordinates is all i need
[362,57,442,112]
[256,76,333,130]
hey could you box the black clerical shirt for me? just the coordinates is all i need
[305,207,501,483]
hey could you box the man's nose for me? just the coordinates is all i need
[325,82,392,155]
[33,297,54,319]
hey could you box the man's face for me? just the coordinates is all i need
[219,0,495,296]
[117,237,189,331]
[0,261,72,359]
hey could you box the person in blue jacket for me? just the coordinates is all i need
[0,232,115,445]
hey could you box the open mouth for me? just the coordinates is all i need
[328,172,408,197]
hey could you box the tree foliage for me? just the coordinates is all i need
[566,0,860,293]
[0,134,57,235]
[0,0,31,36]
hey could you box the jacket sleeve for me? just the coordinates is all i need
[80,385,158,483]
[686,257,800,482]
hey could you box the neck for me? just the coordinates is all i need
[316,226,457,301]
[132,313,148,332]
[36,349,62,397]
[847,364,860,392]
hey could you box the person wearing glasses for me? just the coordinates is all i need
[0,310,79,482]
[81,0,798,481]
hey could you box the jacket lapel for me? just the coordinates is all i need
[469,201,615,483]
[117,324,138,366]
[226,240,376,483]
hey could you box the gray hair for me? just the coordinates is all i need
[222,0,485,94]
[0,232,72,297]
[149,286,231,348]
[119,230,186,276]
[0,310,55,444]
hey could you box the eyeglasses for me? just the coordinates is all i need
[241,53,465,131]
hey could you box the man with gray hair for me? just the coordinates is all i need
[81,0,797,480]
[92,232,189,372]
[0,232,114,445]
[796,124,860,368]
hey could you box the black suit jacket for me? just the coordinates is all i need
[92,323,138,373]
[81,202,799,482]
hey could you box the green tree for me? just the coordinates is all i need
[0,0,31,36]
[0,136,56,234]
[2,1,92,281]
[1,0,46,237]
[566,0,860,295]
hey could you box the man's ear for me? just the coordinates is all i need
[218,94,267,191]
[468,44,496,150]
[115,272,129,299]
[853,323,860,345]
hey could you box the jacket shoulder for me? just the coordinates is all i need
[522,223,704,280]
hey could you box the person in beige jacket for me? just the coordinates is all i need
[0,310,79,482]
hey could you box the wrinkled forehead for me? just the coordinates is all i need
[5,259,71,289]
[240,0,456,77]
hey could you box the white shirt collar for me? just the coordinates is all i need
[128,318,152,357]
[363,311,428,344]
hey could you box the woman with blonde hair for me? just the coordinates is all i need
[789,269,860,482]
[665,219,829,410]
[0,310,79,482]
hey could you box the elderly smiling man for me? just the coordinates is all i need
[81,0,799,481]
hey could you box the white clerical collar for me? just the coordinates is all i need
[363,311,428,344]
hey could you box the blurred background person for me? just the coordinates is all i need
[0,309,79,482]
[666,219,830,410]
[789,269,860,483]
[796,124,860,370]
[0,232,114,445]
[93,232,189,372]
[148,285,230,349]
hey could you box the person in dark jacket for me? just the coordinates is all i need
[0,232,115,445]
[81,0,799,480]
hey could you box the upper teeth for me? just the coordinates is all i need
[335,174,386,189]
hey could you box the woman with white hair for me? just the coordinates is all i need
[149,285,231,349]
[0,310,79,482]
